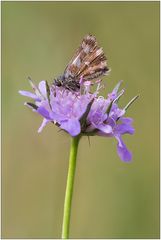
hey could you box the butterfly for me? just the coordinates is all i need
[54,34,110,91]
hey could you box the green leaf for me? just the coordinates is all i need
[106,100,113,114]
[45,80,52,109]
[80,98,94,130]
[25,102,38,110]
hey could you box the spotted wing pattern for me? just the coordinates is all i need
[63,34,109,81]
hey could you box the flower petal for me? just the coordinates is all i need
[115,135,132,162]
[19,90,39,100]
[115,123,134,135]
[37,106,51,120]
[50,111,67,122]
[121,117,133,124]
[96,123,113,134]
[60,119,81,136]
[38,81,47,97]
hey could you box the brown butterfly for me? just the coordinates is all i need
[54,34,110,91]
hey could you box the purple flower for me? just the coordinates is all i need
[19,78,138,162]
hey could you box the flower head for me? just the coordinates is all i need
[19,78,138,162]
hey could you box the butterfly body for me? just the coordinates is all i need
[54,75,80,91]
[54,34,110,91]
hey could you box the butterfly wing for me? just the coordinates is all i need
[63,34,109,81]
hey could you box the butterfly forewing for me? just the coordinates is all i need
[64,34,109,81]
[54,34,110,91]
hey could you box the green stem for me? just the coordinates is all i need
[61,135,80,239]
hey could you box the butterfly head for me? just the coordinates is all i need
[54,75,65,87]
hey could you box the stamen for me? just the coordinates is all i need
[113,89,125,103]
[124,95,139,111]
[28,76,45,100]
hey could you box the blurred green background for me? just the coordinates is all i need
[2,2,159,239]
